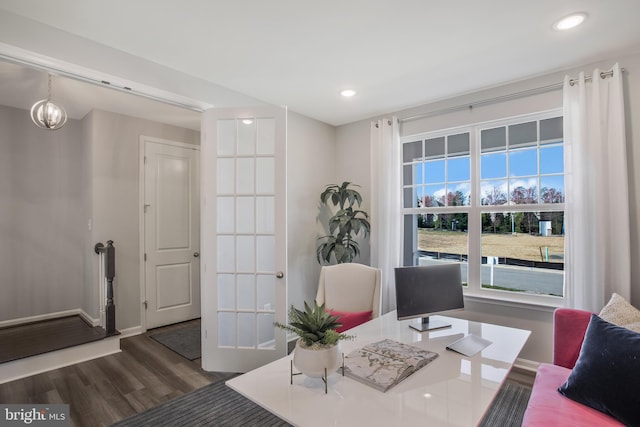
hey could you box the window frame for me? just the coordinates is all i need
[400,109,565,306]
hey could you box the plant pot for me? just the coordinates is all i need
[293,340,341,378]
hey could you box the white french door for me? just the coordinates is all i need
[201,107,287,372]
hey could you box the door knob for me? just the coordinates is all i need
[193,252,200,258]
[276,271,284,279]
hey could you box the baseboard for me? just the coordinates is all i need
[513,357,540,372]
[0,335,121,384]
[118,325,143,338]
[0,309,99,329]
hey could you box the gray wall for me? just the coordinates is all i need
[86,109,200,330]
[286,111,336,310]
[336,51,640,364]
[0,105,86,321]
[0,102,201,329]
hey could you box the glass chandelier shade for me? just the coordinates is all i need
[30,75,67,130]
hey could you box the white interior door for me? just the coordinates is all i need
[201,107,287,373]
[143,137,200,329]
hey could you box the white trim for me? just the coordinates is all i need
[138,137,146,333]
[463,292,560,313]
[0,309,100,329]
[0,336,121,384]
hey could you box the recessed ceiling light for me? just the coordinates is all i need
[241,119,253,125]
[340,89,357,98]
[553,12,587,31]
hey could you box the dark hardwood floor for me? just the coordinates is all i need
[0,319,234,427]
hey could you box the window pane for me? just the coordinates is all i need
[403,213,468,284]
[541,176,565,203]
[425,137,445,158]
[540,145,563,174]
[508,121,537,147]
[448,133,469,155]
[447,183,470,206]
[480,211,564,297]
[509,179,538,204]
[423,185,445,207]
[481,152,506,179]
[404,186,420,208]
[425,159,445,183]
[403,140,422,163]
[481,127,506,152]
[403,163,421,186]
[256,118,275,155]
[447,157,470,182]
[481,180,507,205]
[237,118,256,155]
[540,117,563,142]
[509,148,537,177]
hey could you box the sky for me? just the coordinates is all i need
[410,143,564,206]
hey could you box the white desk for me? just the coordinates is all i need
[227,311,530,427]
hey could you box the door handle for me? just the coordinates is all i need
[193,252,200,258]
[276,271,284,279]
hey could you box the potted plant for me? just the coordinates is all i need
[274,300,353,378]
[317,182,371,264]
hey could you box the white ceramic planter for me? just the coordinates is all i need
[293,340,341,378]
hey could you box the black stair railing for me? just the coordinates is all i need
[94,240,117,336]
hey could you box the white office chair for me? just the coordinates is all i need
[315,263,382,322]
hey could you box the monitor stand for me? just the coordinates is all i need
[409,316,451,332]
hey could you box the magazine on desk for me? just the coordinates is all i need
[343,339,438,392]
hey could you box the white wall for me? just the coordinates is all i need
[336,51,640,364]
[286,111,337,309]
[0,105,86,321]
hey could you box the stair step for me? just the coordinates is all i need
[0,315,107,363]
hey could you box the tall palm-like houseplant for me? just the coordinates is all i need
[317,182,370,264]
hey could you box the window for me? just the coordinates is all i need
[401,111,564,303]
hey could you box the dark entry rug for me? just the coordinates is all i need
[111,378,530,427]
[150,324,201,361]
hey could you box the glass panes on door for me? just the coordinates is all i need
[215,117,277,350]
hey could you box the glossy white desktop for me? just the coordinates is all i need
[226,311,530,427]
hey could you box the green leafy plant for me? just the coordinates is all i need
[317,182,370,264]
[274,300,354,349]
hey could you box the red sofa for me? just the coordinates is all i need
[522,308,624,426]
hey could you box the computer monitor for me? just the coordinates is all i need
[394,263,464,331]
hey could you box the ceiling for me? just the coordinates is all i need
[2,0,640,127]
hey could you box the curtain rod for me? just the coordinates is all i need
[400,67,624,123]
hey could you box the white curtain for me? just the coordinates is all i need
[370,117,402,313]
[563,63,630,312]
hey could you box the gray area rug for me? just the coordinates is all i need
[479,381,532,426]
[111,378,530,427]
[150,324,201,361]
[111,380,291,427]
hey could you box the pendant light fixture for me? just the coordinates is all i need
[30,74,68,130]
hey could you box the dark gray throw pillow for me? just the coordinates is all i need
[558,314,640,427]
